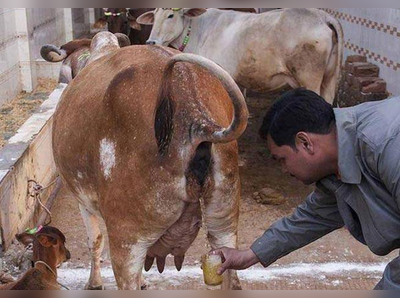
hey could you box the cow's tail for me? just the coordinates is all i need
[40,44,68,63]
[324,12,344,105]
[156,53,248,155]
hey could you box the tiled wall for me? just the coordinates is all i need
[0,8,94,106]
[322,8,400,96]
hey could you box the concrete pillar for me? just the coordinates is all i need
[63,8,73,42]
[14,8,36,92]
[88,8,95,31]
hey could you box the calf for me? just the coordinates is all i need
[41,33,130,84]
[0,226,71,290]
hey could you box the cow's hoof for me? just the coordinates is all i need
[84,284,105,290]
[232,283,242,290]
[141,283,148,290]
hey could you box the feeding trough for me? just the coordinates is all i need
[0,84,66,251]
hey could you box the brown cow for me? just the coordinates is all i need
[52,46,248,290]
[0,226,71,290]
[94,8,154,45]
[41,33,130,84]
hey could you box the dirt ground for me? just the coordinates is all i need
[2,92,396,290]
[46,93,397,290]
[0,79,58,148]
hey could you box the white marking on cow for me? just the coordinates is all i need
[75,188,101,216]
[99,138,116,180]
[77,171,83,179]
[176,176,187,200]
[128,241,149,274]
[212,154,225,187]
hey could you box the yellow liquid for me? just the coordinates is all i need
[202,254,223,286]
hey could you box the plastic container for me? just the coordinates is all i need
[201,253,223,286]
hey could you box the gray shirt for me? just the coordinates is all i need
[251,97,400,267]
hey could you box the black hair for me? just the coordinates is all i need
[260,89,336,148]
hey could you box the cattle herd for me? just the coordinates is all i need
[1,8,344,290]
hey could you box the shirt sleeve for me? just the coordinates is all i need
[250,183,344,267]
[376,133,400,210]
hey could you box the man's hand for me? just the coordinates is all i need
[212,247,260,275]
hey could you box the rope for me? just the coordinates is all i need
[58,282,70,291]
[34,261,57,278]
[34,261,70,290]
[28,177,59,226]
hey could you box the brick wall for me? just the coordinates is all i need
[338,55,389,107]
[321,8,400,97]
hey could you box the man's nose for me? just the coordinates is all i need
[146,40,156,45]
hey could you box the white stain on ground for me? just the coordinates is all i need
[99,138,116,180]
[58,262,387,290]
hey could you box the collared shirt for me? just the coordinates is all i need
[251,97,400,267]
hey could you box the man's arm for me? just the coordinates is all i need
[375,133,400,209]
[215,183,344,274]
[251,184,344,267]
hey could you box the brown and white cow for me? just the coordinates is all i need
[52,46,248,290]
[137,8,344,104]
[94,8,154,45]
[40,32,130,84]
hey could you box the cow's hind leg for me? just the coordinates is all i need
[208,228,242,290]
[79,205,105,290]
[204,149,242,290]
[107,234,152,290]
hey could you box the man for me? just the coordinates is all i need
[215,89,400,290]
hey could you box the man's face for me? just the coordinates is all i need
[267,135,321,185]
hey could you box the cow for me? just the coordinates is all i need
[52,45,249,290]
[94,8,154,45]
[0,226,71,290]
[137,8,344,104]
[40,33,130,84]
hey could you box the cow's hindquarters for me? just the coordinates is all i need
[320,13,344,105]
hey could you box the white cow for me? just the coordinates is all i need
[137,8,343,104]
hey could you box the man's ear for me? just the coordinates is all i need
[15,232,35,247]
[295,132,314,154]
[94,17,108,29]
[137,11,155,25]
[37,234,58,248]
[183,8,207,18]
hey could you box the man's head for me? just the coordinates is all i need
[260,89,338,185]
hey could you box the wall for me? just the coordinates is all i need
[0,9,21,107]
[322,8,400,96]
[0,85,66,250]
[72,8,91,39]
[0,8,94,106]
